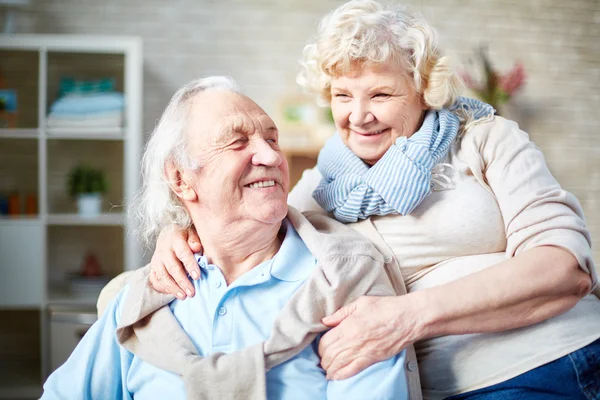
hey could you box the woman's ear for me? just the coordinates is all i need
[165,162,198,202]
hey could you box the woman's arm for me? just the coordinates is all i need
[414,246,591,336]
[318,245,591,380]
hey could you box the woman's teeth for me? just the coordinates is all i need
[247,180,275,189]
[362,129,385,136]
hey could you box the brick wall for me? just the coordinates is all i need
[3,0,599,264]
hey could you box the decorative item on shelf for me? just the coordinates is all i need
[7,193,20,215]
[0,194,7,215]
[46,77,125,132]
[68,251,109,299]
[0,88,18,128]
[460,46,526,115]
[25,193,37,215]
[67,164,108,217]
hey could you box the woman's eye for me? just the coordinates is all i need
[373,93,391,99]
[267,138,278,144]
[334,93,349,98]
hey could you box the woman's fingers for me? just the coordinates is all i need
[324,346,355,379]
[320,331,351,372]
[149,246,190,299]
[319,296,413,379]
[322,301,357,327]
[329,357,375,381]
[319,297,365,359]
[150,258,184,298]
[163,251,195,298]
[174,234,200,285]
[149,269,166,293]
[318,325,344,367]
[149,224,200,298]
[187,226,202,254]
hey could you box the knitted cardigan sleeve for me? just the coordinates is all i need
[463,116,597,289]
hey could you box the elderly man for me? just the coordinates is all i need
[41,77,408,399]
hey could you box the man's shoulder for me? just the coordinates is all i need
[287,207,383,263]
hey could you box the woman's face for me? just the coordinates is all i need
[330,62,427,165]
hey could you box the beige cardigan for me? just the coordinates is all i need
[98,207,421,400]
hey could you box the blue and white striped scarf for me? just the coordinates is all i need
[313,107,461,223]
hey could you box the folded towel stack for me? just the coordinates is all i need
[47,78,126,131]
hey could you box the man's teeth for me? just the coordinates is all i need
[247,180,275,189]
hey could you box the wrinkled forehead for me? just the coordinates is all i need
[216,113,277,139]
[187,90,276,143]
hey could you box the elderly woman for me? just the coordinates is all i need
[147,1,600,399]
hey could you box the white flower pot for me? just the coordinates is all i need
[76,193,102,217]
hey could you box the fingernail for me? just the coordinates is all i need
[185,288,193,297]
[191,270,199,280]
[176,291,185,300]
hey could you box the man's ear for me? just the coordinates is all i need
[165,161,198,202]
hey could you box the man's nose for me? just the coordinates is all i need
[251,138,282,167]
[348,100,374,127]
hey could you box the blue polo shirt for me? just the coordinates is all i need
[42,219,408,399]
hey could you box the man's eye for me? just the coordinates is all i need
[334,93,349,97]
[267,138,277,144]
[373,93,391,98]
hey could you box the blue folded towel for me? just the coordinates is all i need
[59,77,116,97]
[49,92,125,116]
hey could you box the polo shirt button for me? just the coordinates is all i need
[215,281,222,288]
[218,307,227,316]
[407,360,418,372]
[384,254,393,263]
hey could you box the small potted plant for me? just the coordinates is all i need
[67,164,107,217]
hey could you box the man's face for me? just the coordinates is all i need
[183,90,290,227]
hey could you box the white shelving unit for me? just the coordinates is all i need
[0,34,143,398]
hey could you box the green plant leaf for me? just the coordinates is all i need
[67,164,108,197]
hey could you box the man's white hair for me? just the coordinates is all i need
[297,0,463,109]
[130,76,241,248]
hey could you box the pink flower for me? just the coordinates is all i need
[499,63,526,96]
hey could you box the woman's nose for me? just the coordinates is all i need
[348,100,374,127]
[251,139,282,167]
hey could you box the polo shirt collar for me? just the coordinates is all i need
[269,218,315,282]
[193,218,314,283]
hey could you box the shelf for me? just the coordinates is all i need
[0,128,39,139]
[0,216,41,225]
[0,34,142,54]
[46,127,125,140]
[46,213,124,226]
[0,34,143,392]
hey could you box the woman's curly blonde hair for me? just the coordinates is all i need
[297,0,463,109]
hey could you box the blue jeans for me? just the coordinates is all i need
[445,337,600,400]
